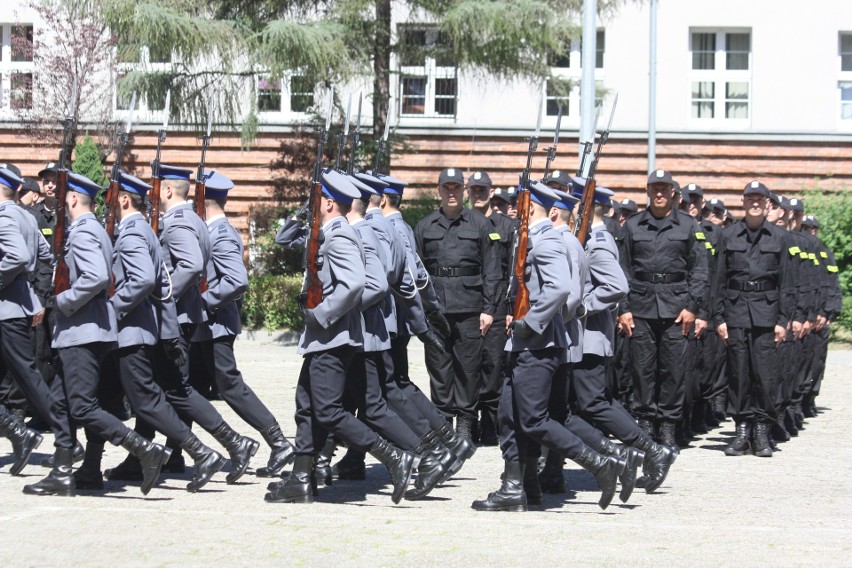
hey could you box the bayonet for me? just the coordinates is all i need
[348,92,362,175]
[542,104,563,182]
[335,92,352,170]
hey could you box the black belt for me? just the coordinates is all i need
[634,271,686,284]
[728,279,777,292]
[428,266,480,277]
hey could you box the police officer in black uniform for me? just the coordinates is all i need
[414,168,502,439]
[465,170,514,445]
[617,170,708,448]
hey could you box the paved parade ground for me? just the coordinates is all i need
[1,334,850,567]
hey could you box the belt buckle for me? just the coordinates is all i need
[653,273,666,283]
[746,280,759,291]
[437,267,449,277]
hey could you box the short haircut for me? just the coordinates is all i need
[172,179,190,199]
[120,190,146,212]
[76,191,94,209]
[385,194,402,209]
[205,198,227,210]
[336,201,352,216]
[369,194,382,207]
[350,198,368,216]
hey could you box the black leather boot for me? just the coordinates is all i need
[314,438,336,486]
[793,402,805,429]
[455,414,475,440]
[437,422,476,470]
[471,460,527,512]
[659,421,678,448]
[522,455,542,505]
[752,422,773,458]
[180,433,227,492]
[104,454,143,481]
[704,400,720,429]
[538,450,565,494]
[597,437,644,503]
[637,418,654,438]
[0,412,43,476]
[40,440,84,468]
[369,437,419,504]
[802,393,817,418]
[255,423,296,478]
[23,447,76,496]
[405,431,452,500]
[121,431,172,495]
[74,441,105,490]
[632,431,677,493]
[785,408,799,437]
[333,447,366,480]
[712,394,727,422]
[572,446,624,510]
[724,421,752,456]
[772,414,790,443]
[211,422,259,484]
[265,454,315,503]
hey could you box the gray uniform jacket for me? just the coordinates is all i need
[52,212,117,348]
[277,215,366,355]
[352,218,392,353]
[110,213,161,348]
[554,224,586,363]
[364,207,410,337]
[161,202,211,325]
[506,219,570,353]
[387,211,441,314]
[0,201,48,319]
[194,216,247,342]
[582,225,628,357]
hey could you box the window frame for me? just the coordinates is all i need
[255,72,316,120]
[114,45,176,122]
[839,33,852,126]
[396,24,458,122]
[687,28,752,127]
[546,29,606,121]
[0,22,35,115]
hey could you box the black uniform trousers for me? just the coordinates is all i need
[294,345,379,456]
[609,333,632,408]
[806,326,830,397]
[726,326,778,423]
[702,331,728,402]
[497,349,585,463]
[774,330,797,413]
[629,317,688,422]
[479,313,508,425]
[390,335,447,431]
[572,355,642,445]
[345,351,420,450]
[424,312,482,420]
[0,317,59,429]
[191,336,276,432]
[50,342,130,449]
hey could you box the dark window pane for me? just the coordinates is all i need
[257,78,282,112]
[596,30,605,68]
[11,72,33,110]
[726,33,750,70]
[399,28,427,66]
[148,44,172,64]
[434,30,453,67]
[290,76,314,113]
[546,99,567,116]
[147,91,166,111]
[11,25,34,62]
[550,50,570,68]
[691,32,715,70]
[401,76,426,114]
[117,46,141,64]
[115,75,131,110]
[842,34,852,71]
[434,78,456,116]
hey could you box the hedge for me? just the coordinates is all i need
[241,274,304,331]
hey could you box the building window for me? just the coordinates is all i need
[114,45,175,115]
[547,30,606,116]
[257,74,314,116]
[842,33,852,72]
[689,29,751,122]
[840,34,852,122]
[839,82,852,120]
[0,23,35,112]
[397,25,457,118]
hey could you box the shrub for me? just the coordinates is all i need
[241,274,304,330]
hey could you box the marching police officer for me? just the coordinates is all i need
[414,168,502,440]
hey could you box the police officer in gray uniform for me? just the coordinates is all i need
[415,168,502,439]
[189,169,296,479]
[472,183,625,513]
[106,164,258,484]
[270,169,418,504]
[74,171,226,492]
[24,172,171,497]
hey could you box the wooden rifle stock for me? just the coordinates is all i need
[575,177,597,244]
[195,178,208,293]
[149,177,161,234]
[302,179,324,309]
[53,169,71,296]
[104,178,120,241]
[511,188,531,320]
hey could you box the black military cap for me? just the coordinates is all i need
[610,199,622,215]
[768,191,781,205]
[743,180,770,197]
[37,161,59,178]
[545,169,573,188]
[647,169,675,186]
[706,197,726,213]
[492,186,516,203]
[620,198,638,214]
[801,215,819,228]
[468,170,492,187]
[19,177,41,195]
[787,197,805,213]
[683,183,704,198]
[438,167,464,187]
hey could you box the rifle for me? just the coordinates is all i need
[372,98,392,175]
[334,93,352,170]
[347,93,362,175]
[575,93,618,244]
[300,89,334,310]
[542,104,563,182]
[195,101,214,292]
[52,76,78,297]
[104,92,136,242]
[149,90,171,234]
[509,95,543,321]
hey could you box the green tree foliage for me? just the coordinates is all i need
[72,135,109,186]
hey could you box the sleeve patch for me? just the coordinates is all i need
[820,251,828,259]
[799,252,808,259]
[788,246,801,256]
[694,231,705,240]
[41,228,53,236]
[489,232,501,241]
[827,265,839,273]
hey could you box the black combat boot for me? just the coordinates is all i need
[180,433,227,492]
[785,408,799,437]
[73,441,105,490]
[597,437,644,503]
[314,438,336,486]
[333,447,366,480]
[0,412,43,476]
[659,421,678,448]
[120,431,172,495]
[455,414,475,440]
[704,399,720,429]
[771,414,790,443]
[752,422,773,458]
[40,440,84,468]
[724,421,752,456]
[538,450,565,494]
[792,402,805,429]
[637,418,654,438]
[632,431,677,493]
[369,437,419,504]
[712,394,727,421]
[802,393,818,418]
[23,447,76,497]
[471,460,527,512]
[405,431,452,500]
[265,454,315,503]
[572,445,624,510]
[522,455,542,505]
[104,454,143,481]
[211,422,259,484]
[437,423,476,476]
[255,423,296,478]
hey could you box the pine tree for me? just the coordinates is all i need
[72,135,109,187]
